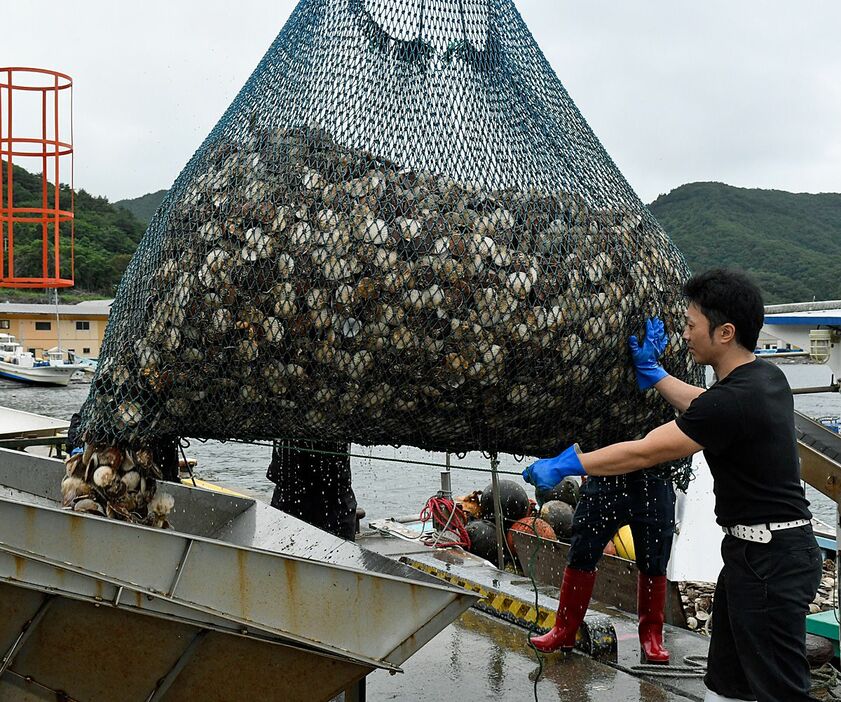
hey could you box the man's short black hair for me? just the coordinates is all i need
[683,268,764,351]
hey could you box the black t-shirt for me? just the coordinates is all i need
[675,358,811,527]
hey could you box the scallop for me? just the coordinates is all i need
[263,317,285,342]
[340,318,363,338]
[93,466,116,488]
[306,288,328,310]
[116,402,143,429]
[121,470,141,492]
[316,208,339,232]
[289,221,313,247]
[335,284,355,306]
[323,257,352,281]
[74,499,104,515]
[507,271,532,300]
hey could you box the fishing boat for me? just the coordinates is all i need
[0,334,85,386]
[67,349,98,375]
[818,416,841,434]
[2,400,840,700]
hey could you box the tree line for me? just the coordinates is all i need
[650,182,841,304]
[5,164,840,306]
[2,162,145,294]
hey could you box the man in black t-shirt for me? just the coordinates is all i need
[524,269,821,702]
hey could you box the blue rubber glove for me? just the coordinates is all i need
[70,447,83,457]
[522,444,586,492]
[628,317,669,390]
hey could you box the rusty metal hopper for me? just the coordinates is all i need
[0,448,478,701]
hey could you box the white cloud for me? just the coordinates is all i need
[4,0,839,202]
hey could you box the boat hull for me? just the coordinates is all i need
[0,362,76,386]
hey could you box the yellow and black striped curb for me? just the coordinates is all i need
[402,556,617,656]
[403,557,555,631]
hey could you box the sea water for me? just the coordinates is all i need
[0,361,837,523]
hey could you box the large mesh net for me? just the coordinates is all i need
[80,0,703,477]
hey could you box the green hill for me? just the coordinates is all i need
[5,169,840,306]
[118,181,841,304]
[114,189,168,226]
[2,163,146,297]
[650,182,841,304]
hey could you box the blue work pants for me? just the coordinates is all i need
[567,471,675,576]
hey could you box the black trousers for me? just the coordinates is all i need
[705,526,822,702]
[567,471,675,576]
[267,440,358,541]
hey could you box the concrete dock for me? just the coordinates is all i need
[368,608,700,701]
[359,528,711,701]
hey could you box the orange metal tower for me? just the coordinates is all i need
[0,67,74,288]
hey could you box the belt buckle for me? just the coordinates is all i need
[726,524,771,543]
[750,526,771,543]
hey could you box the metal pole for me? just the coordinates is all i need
[440,452,452,499]
[145,630,208,702]
[837,502,840,653]
[490,453,505,568]
[0,596,53,677]
[791,384,841,395]
[54,288,61,353]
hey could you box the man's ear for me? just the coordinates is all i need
[717,322,737,344]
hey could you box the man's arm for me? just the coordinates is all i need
[652,375,705,413]
[580,421,704,476]
[521,422,705,489]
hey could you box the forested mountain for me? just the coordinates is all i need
[5,166,840,306]
[126,181,841,304]
[114,190,168,225]
[2,163,146,294]
[650,182,841,304]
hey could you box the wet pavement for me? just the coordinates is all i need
[367,608,699,701]
[360,530,709,701]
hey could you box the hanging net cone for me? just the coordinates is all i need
[80,0,703,487]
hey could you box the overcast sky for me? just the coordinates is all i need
[4,1,840,204]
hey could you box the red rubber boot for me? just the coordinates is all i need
[638,573,670,664]
[529,567,597,653]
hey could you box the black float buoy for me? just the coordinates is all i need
[465,519,500,565]
[536,476,580,508]
[540,500,575,538]
[480,480,529,522]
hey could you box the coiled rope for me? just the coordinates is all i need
[812,663,841,699]
[419,495,471,548]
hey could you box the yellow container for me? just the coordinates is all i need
[612,524,635,561]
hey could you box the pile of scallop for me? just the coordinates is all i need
[681,558,837,634]
[62,445,174,528]
[81,125,695,462]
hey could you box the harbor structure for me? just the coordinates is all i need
[0,300,110,359]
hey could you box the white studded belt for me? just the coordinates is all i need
[722,519,810,543]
